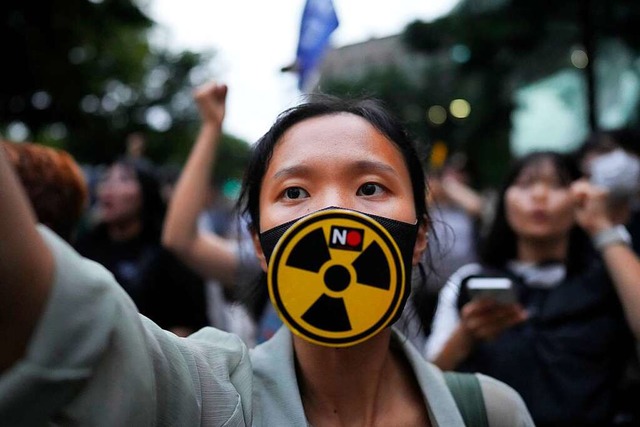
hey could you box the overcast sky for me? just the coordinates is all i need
[147,0,460,143]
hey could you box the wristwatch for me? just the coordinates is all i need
[592,225,632,251]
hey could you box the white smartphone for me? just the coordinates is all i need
[466,277,517,305]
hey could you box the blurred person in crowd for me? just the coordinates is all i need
[413,153,486,340]
[1,140,88,243]
[574,129,640,424]
[425,151,640,427]
[162,82,274,347]
[0,82,534,426]
[75,157,208,336]
[157,162,182,204]
[575,129,640,251]
[197,182,258,347]
[125,131,154,170]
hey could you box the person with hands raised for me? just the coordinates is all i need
[162,82,261,343]
[572,178,640,339]
[426,151,640,427]
[162,82,239,285]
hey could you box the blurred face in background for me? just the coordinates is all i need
[505,157,575,243]
[97,163,142,226]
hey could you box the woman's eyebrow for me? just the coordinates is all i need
[272,165,312,180]
[272,160,398,180]
[351,160,398,176]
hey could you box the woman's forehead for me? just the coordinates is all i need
[282,112,371,139]
[517,157,561,178]
[272,113,401,163]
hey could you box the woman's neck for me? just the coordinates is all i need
[294,330,429,426]
[516,235,568,264]
[106,219,142,242]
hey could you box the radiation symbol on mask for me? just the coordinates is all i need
[267,209,405,347]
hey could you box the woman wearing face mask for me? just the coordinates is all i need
[425,151,640,427]
[0,82,534,426]
[575,129,640,255]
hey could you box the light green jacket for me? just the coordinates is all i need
[0,227,534,426]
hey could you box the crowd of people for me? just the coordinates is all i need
[1,80,640,426]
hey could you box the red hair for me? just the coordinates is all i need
[2,141,88,241]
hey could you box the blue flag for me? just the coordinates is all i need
[296,0,339,91]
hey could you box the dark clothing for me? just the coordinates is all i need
[627,210,640,254]
[457,262,634,427]
[75,226,208,332]
[75,227,159,300]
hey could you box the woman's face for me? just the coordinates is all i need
[96,163,142,225]
[255,113,426,267]
[505,158,575,241]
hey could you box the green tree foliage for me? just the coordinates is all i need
[0,0,251,176]
[320,0,640,187]
[405,0,640,184]
[320,51,510,187]
[321,66,431,158]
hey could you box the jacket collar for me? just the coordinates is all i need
[250,326,466,426]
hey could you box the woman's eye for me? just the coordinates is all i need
[357,183,384,196]
[283,187,309,200]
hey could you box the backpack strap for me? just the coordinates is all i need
[443,371,489,427]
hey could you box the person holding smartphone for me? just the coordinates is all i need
[425,151,640,427]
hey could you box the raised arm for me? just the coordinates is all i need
[0,145,54,372]
[162,81,239,285]
[441,174,484,218]
[572,179,640,340]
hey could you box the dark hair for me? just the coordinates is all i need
[572,131,618,175]
[479,151,589,275]
[235,95,429,321]
[237,94,428,231]
[575,128,640,163]
[608,127,640,156]
[111,157,166,242]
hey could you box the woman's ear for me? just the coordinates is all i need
[412,218,429,266]
[251,229,268,272]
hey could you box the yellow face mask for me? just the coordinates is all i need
[259,208,418,347]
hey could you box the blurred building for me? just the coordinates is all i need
[317,33,640,159]
[317,35,428,87]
